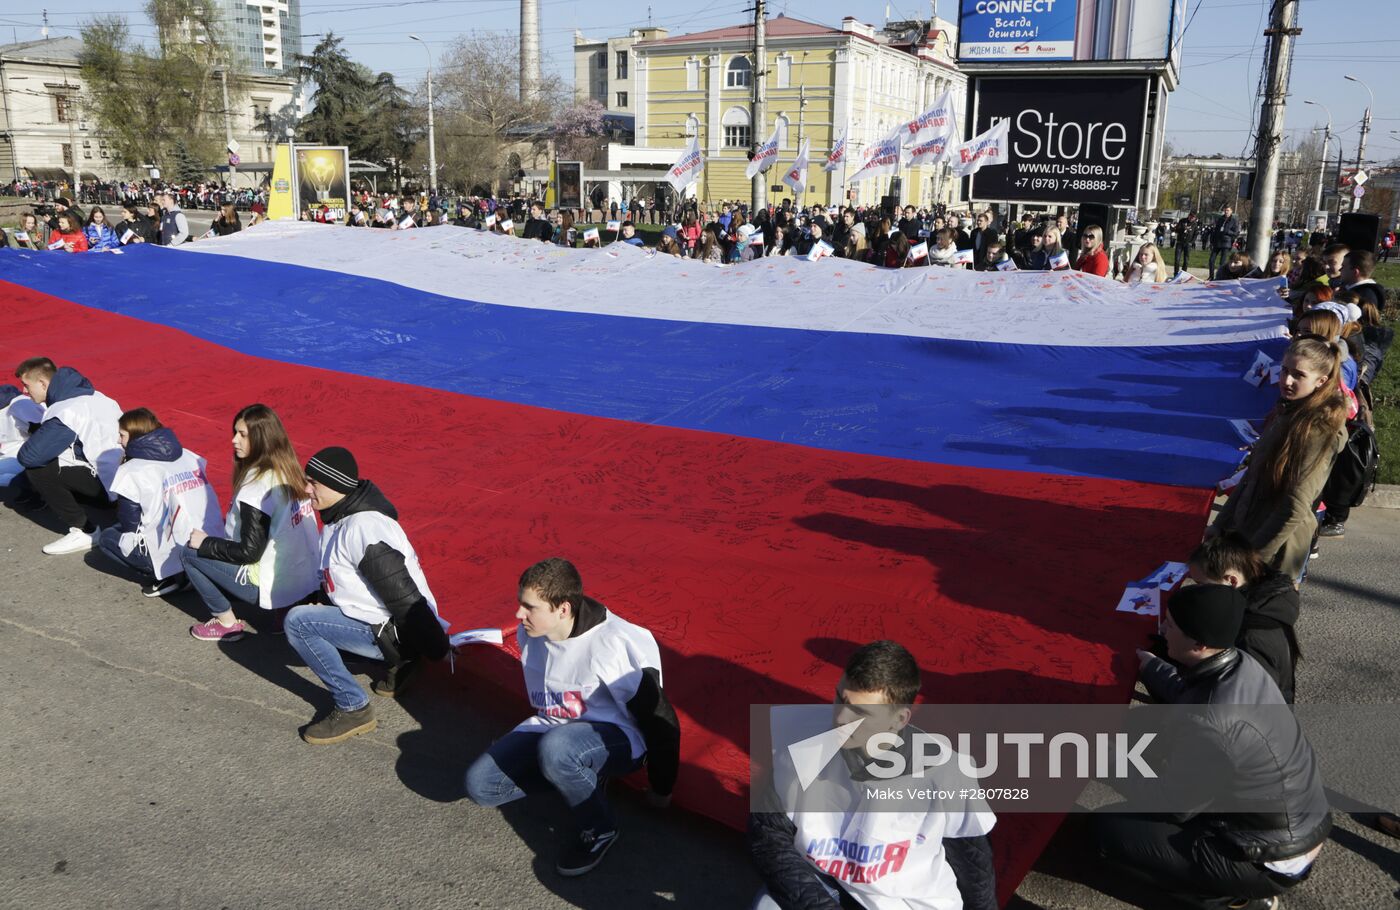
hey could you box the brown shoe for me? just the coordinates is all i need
[302,704,376,745]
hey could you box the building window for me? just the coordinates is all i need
[776,54,791,89]
[596,51,606,69]
[61,143,73,167]
[725,56,752,89]
[685,58,699,91]
[55,94,74,123]
[685,114,699,139]
[616,91,628,108]
[724,125,751,148]
[721,106,751,148]
[616,50,628,79]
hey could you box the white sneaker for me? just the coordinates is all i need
[42,527,98,556]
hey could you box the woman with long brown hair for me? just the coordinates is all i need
[179,404,321,641]
[1207,336,1349,582]
[211,202,242,237]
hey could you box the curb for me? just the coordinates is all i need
[1360,484,1400,510]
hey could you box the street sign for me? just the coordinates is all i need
[1353,185,1366,199]
[1354,169,1369,186]
[228,153,241,167]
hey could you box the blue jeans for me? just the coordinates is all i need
[97,527,154,581]
[178,545,259,618]
[284,604,383,712]
[465,722,640,833]
[750,875,844,910]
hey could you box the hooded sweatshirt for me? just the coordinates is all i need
[318,480,449,661]
[0,385,45,458]
[17,367,123,493]
[110,427,223,579]
[1239,569,1301,704]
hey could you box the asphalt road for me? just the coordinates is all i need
[1,493,1396,910]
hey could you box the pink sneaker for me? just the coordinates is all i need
[190,619,247,642]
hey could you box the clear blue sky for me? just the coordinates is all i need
[4,0,1396,163]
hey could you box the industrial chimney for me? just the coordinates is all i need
[519,0,541,101]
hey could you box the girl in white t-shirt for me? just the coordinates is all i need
[180,404,321,642]
[100,408,224,597]
[0,384,45,486]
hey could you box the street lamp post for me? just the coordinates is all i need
[409,34,438,197]
[1302,100,1330,213]
[1343,74,1373,212]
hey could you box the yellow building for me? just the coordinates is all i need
[632,15,966,209]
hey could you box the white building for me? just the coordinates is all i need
[572,27,669,115]
[0,36,299,186]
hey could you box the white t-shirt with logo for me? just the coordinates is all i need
[770,708,996,910]
[42,391,123,494]
[0,395,45,457]
[110,449,224,579]
[512,609,662,760]
[224,470,321,609]
[319,509,440,627]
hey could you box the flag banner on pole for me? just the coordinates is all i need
[667,136,705,192]
[822,128,848,173]
[952,248,975,265]
[903,88,958,148]
[950,118,1011,178]
[746,121,786,180]
[782,138,811,195]
[908,133,954,168]
[848,130,905,184]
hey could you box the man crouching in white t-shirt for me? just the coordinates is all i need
[285,446,450,745]
[465,558,681,878]
[748,640,998,910]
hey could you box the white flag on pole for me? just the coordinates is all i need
[746,121,786,179]
[822,127,848,173]
[666,136,705,192]
[782,138,811,195]
[949,118,1011,178]
[848,129,905,184]
[902,89,957,147]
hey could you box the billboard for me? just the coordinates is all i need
[958,0,1184,66]
[966,76,1150,207]
[295,146,350,223]
[557,161,583,210]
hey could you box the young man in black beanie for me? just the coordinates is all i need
[1093,584,1331,910]
[285,446,449,745]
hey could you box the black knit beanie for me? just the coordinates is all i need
[1167,583,1246,649]
[305,446,359,494]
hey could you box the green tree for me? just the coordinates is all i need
[79,0,244,177]
[294,34,419,179]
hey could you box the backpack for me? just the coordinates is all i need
[1322,420,1380,509]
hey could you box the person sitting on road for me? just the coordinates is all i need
[101,408,223,598]
[465,557,680,877]
[178,404,321,642]
[13,358,123,555]
[748,639,998,910]
[1094,585,1330,910]
[285,447,450,745]
[1188,533,1302,703]
[0,383,45,487]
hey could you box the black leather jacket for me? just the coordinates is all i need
[1139,648,1331,862]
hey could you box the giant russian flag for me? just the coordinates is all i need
[0,224,1287,900]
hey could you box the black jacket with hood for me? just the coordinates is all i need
[1239,569,1301,704]
[17,367,96,469]
[319,479,450,664]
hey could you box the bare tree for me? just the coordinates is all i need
[424,32,565,192]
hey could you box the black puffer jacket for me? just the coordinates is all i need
[1139,649,1331,863]
[320,480,449,663]
[1238,570,1301,704]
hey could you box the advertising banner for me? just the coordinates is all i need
[556,161,583,210]
[295,146,350,223]
[958,0,1078,61]
[967,76,1148,206]
[958,0,1182,66]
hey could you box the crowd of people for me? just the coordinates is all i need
[1,188,1397,909]
[5,177,268,213]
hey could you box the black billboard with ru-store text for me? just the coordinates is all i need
[967,76,1149,207]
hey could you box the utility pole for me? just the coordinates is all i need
[64,84,78,196]
[750,0,767,213]
[1344,75,1373,213]
[1245,0,1299,265]
[1303,99,1330,212]
[219,68,237,190]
